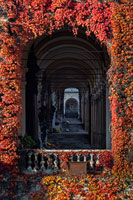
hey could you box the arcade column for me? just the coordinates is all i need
[21,79,26,136]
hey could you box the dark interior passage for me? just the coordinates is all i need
[25,31,111,149]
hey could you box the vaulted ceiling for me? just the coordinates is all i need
[23,31,109,93]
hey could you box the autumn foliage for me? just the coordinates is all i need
[0,0,132,184]
[30,173,131,200]
[108,0,132,178]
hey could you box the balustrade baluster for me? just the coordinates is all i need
[53,154,59,171]
[90,154,94,168]
[83,155,87,162]
[27,152,32,172]
[71,155,74,162]
[40,154,46,172]
[33,152,38,172]
[46,154,53,174]
[21,150,111,174]
[96,154,100,166]
[47,154,51,169]
[77,154,80,162]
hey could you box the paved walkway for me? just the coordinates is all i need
[62,117,87,133]
[47,118,91,149]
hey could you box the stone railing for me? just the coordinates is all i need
[18,149,112,174]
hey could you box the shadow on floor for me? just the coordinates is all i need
[48,118,91,149]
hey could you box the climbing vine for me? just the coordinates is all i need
[108,0,132,179]
[0,0,132,184]
[30,174,131,200]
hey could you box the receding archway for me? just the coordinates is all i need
[64,88,79,118]
[24,30,111,149]
[65,98,78,117]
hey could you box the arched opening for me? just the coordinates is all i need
[65,98,78,118]
[0,0,131,181]
[64,88,79,118]
[22,30,111,149]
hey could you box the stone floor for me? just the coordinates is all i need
[47,118,91,149]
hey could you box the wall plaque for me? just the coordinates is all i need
[69,162,87,176]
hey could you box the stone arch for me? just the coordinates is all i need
[65,98,79,118]
[0,0,131,176]
[24,30,110,149]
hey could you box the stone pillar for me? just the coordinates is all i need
[52,111,56,129]
[95,97,98,147]
[106,85,111,149]
[98,94,102,148]
[92,89,101,148]
[26,74,38,139]
[34,92,38,140]
[79,92,82,120]
[91,82,107,149]
[62,95,64,120]
[37,79,43,146]
[51,91,56,129]
[100,87,106,149]
[48,84,52,131]
[84,90,89,131]
[60,92,64,116]
[91,96,95,146]
[82,92,86,128]
[21,79,26,136]
[88,92,91,142]
[94,96,97,147]
[81,94,84,123]
[96,89,101,148]
[56,91,60,117]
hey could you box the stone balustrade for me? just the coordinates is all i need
[18,149,111,174]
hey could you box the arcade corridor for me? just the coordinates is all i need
[21,31,111,150]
